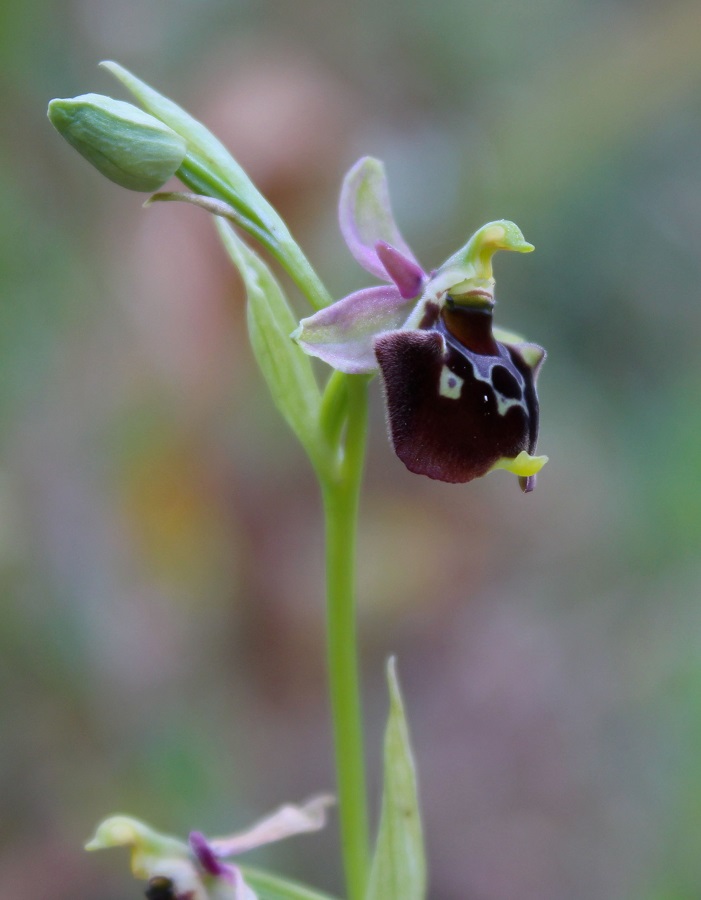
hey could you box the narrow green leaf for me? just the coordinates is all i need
[241,866,340,900]
[215,219,326,471]
[100,60,284,238]
[366,658,427,900]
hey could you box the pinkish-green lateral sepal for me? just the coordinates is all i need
[293,285,415,374]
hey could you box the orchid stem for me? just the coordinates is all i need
[321,374,370,900]
[177,156,332,311]
[176,145,369,897]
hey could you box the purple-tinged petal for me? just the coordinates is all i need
[339,157,421,280]
[189,834,257,900]
[189,832,236,881]
[293,286,414,374]
[375,242,426,299]
[209,795,334,859]
[375,309,541,484]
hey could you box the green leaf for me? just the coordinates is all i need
[100,60,284,238]
[215,220,327,471]
[366,658,427,900]
[241,866,340,900]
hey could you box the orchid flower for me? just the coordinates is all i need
[85,795,334,900]
[294,157,548,491]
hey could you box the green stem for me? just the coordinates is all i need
[320,371,349,451]
[177,155,332,311]
[178,142,369,896]
[321,375,371,900]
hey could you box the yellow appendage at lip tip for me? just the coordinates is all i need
[490,450,548,477]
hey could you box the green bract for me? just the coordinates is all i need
[214,219,329,477]
[47,93,187,192]
[366,659,426,900]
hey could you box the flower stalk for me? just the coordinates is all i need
[175,156,333,311]
[321,375,371,900]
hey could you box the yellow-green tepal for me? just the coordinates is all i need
[48,93,187,192]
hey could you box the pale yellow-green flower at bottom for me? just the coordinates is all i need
[86,795,334,900]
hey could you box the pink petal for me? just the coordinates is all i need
[293,285,415,374]
[375,242,426,299]
[189,831,235,880]
[339,157,421,281]
[209,795,334,858]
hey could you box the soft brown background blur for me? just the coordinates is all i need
[3,1,701,898]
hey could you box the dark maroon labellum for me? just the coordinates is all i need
[374,300,542,486]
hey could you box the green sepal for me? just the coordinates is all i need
[366,658,427,900]
[47,94,186,192]
[215,220,327,473]
[241,866,341,900]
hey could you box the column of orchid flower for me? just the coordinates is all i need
[48,62,546,900]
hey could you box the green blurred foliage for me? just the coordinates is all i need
[3,0,701,897]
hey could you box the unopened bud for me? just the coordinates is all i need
[48,93,187,192]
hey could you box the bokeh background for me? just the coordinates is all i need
[3,0,701,897]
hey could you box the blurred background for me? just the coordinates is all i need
[3,0,701,897]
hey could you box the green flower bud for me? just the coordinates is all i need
[47,93,187,192]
